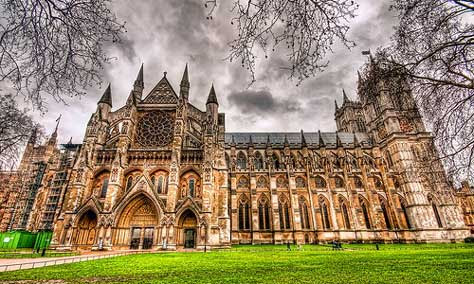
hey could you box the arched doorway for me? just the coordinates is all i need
[73,210,97,249]
[178,209,198,249]
[115,195,159,250]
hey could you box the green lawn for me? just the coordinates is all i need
[1,244,473,283]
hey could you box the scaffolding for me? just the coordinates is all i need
[19,162,46,229]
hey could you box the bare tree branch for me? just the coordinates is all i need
[0,94,42,170]
[0,0,126,110]
[385,0,474,183]
[205,0,358,84]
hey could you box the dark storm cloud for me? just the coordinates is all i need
[228,89,301,114]
[22,0,397,142]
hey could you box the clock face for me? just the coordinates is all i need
[135,111,175,147]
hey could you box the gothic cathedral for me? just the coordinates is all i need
[1,59,473,251]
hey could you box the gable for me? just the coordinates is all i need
[142,76,178,104]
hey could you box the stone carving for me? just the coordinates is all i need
[135,111,175,147]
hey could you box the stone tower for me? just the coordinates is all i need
[356,56,466,240]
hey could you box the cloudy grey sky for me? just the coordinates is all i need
[30,0,396,144]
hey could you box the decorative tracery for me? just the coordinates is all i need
[135,111,174,147]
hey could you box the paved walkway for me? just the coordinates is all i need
[0,250,145,272]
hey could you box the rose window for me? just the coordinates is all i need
[136,111,174,147]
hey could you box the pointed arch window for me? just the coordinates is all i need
[189,178,195,197]
[237,176,249,188]
[258,198,271,230]
[359,196,371,229]
[237,152,247,170]
[254,152,264,170]
[334,176,345,188]
[374,100,381,116]
[357,117,366,132]
[126,176,133,192]
[276,176,287,188]
[256,176,267,188]
[299,197,311,229]
[157,176,164,194]
[278,197,291,230]
[339,197,351,229]
[291,155,297,169]
[164,176,168,194]
[239,197,251,230]
[315,176,326,188]
[151,176,156,187]
[432,203,442,228]
[100,179,108,198]
[351,157,359,170]
[272,154,280,170]
[429,197,443,228]
[319,196,331,230]
[379,196,392,230]
[295,177,306,188]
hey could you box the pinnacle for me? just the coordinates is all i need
[318,130,325,147]
[98,83,112,107]
[343,89,349,103]
[135,63,144,87]
[301,129,307,146]
[206,83,218,105]
[180,63,190,86]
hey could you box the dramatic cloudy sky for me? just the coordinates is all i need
[30,0,397,144]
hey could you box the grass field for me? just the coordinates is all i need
[0,244,473,283]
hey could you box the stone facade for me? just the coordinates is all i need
[0,60,472,250]
[456,181,474,234]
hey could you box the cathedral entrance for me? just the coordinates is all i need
[184,229,196,248]
[178,209,198,249]
[143,228,154,249]
[114,194,159,250]
[73,210,97,249]
[130,228,141,249]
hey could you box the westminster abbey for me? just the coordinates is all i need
[0,58,473,250]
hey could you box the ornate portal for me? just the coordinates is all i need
[135,111,175,147]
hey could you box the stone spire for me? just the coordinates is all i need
[134,63,144,89]
[180,64,190,100]
[343,89,349,103]
[98,83,112,107]
[301,130,307,147]
[181,64,189,87]
[49,114,61,144]
[206,84,218,105]
[126,89,138,106]
[318,130,325,147]
[128,64,144,104]
[336,131,342,148]
[334,100,339,111]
